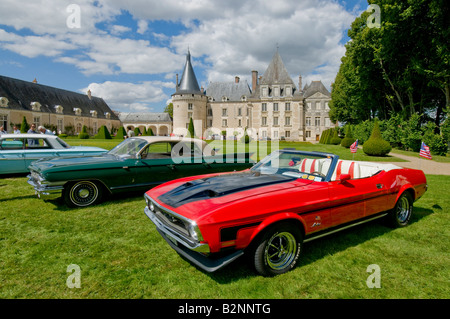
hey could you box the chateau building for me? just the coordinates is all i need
[116,112,172,136]
[0,75,120,135]
[172,50,334,142]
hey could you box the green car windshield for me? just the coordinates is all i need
[108,138,148,158]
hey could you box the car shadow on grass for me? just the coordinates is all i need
[204,206,434,283]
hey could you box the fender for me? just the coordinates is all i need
[395,184,415,203]
[246,212,307,246]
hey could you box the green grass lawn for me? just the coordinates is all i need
[1,138,448,298]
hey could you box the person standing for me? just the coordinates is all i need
[38,126,54,135]
[0,125,6,135]
[13,126,20,134]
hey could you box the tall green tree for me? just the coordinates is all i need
[330,0,449,128]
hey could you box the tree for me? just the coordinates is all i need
[20,116,30,133]
[164,103,173,118]
[330,0,449,127]
[187,117,195,138]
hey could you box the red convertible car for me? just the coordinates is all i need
[144,149,427,276]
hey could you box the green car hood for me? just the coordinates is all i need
[29,154,126,173]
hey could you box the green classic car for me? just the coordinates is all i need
[27,136,254,207]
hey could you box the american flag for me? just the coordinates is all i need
[419,142,432,159]
[350,139,359,153]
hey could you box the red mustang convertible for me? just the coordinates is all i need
[144,149,427,276]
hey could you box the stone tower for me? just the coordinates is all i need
[172,50,207,137]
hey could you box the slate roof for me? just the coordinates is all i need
[260,51,295,86]
[176,50,203,95]
[0,75,119,120]
[205,81,252,102]
[303,81,331,99]
[118,112,172,123]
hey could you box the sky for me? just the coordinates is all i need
[0,0,368,113]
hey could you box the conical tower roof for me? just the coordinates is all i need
[177,50,202,94]
[260,51,295,86]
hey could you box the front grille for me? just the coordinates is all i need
[146,196,191,238]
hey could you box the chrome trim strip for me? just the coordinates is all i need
[303,213,388,243]
[27,175,63,200]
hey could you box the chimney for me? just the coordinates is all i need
[87,89,92,100]
[299,75,302,91]
[235,76,240,83]
[252,70,258,92]
[32,78,37,83]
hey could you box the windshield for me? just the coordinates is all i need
[108,138,148,158]
[55,137,70,148]
[250,150,335,181]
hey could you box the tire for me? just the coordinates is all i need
[252,222,303,276]
[387,191,413,228]
[64,181,102,207]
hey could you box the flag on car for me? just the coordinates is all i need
[419,141,432,159]
[350,139,358,153]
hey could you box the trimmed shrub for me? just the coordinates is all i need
[363,120,391,156]
[95,125,112,139]
[20,116,30,133]
[134,127,141,136]
[340,125,355,148]
[78,125,89,139]
[330,129,341,145]
[115,126,126,139]
[58,133,68,138]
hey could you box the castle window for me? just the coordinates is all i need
[222,108,228,117]
[315,117,321,126]
[54,105,63,114]
[262,117,267,126]
[273,103,279,112]
[273,117,279,126]
[285,86,292,96]
[73,108,82,116]
[90,110,98,118]
[222,119,228,127]
[188,103,193,110]
[261,86,268,97]
[262,103,267,112]
[285,131,290,138]
[31,102,41,111]
[285,117,291,126]
[306,117,311,126]
[238,108,242,116]
[0,97,9,107]
[285,103,291,111]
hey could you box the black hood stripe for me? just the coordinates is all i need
[158,172,295,208]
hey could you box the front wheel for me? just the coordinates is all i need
[252,223,303,276]
[64,181,103,207]
[387,191,413,228]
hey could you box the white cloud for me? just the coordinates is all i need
[84,81,172,112]
[137,20,148,34]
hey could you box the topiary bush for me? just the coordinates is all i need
[363,120,391,156]
[95,125,112,139]
[115,126,126,139]
[330,129,341,145]
[340,125,355,148]
[79,125,90,139]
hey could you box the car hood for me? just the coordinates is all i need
[29,153,123,173]
[157,171,300,209]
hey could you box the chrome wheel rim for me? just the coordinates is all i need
[397,196,411,223]
[265,232,298,271]
[70,181,98,207]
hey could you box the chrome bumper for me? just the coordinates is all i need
[27,175,64,200]
[144,206,210,253]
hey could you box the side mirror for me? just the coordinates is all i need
[339,174,351,183]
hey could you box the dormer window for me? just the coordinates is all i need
[54,105,63,114]
[285,86,292,97]
[105,112,111,119]
[0,97,8,107]
[221,96,228,102]
[261,86,268,97]
[241,95,247,102]
[90,110,97,118]
[31,102,41,111]
[73,108,82,116]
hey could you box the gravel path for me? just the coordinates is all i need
[387,152,450,175]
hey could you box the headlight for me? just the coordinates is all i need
[187,223,203,242]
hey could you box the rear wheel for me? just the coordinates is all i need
[387,192,413,228]
[252,223,303,276]
[64,181,103,207]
